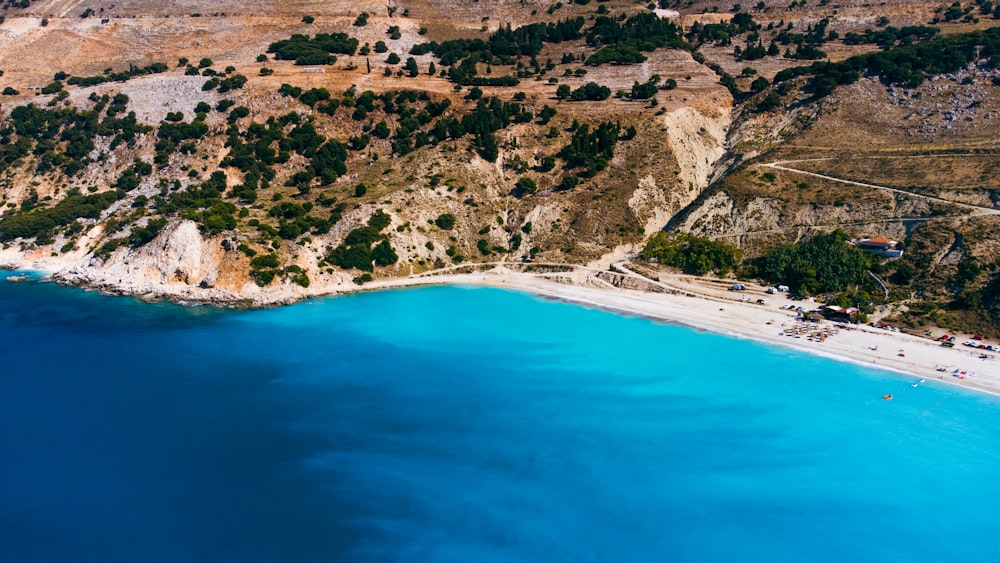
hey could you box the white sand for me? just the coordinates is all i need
[363,265,1000,398]
[7,252,999,397]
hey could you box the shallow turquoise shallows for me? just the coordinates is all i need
[2,274,1000,562]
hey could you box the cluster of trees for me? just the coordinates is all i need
[203,73,247,94]
[410,17,584,85]
[221,112,300,201]
[511,177,538,198]
[267,200,338,239]
[150,171,236,234]
[939,1,986,22]
[247,254,310,287]
[774,27,1000,97]
[435,55,517,86]
[773,18,831,57]
[428,96,535,161]
[221,83,532,207]
[287,125,349,190]
[746,230,879,296]
[65,62,169,87]
[115,158,153,191]
[585,12,688,66]
[0,190,120,242]
[842,25,939,48]
[249,253,281,286]
[324,210,399,272]
[558,121,620,175]
[557,81,611,101]
[629,78,664,100]
[687,12,759,45]
[127,217,167,248]
[971,0,1000,21]
[487,18,586,58]
[278,84,341,115]
[156,112,210,164]
[2,93,149,177]
[267,33,359,65]
[641,231,741,276]
[411,17,585,65]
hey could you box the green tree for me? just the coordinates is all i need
[512,177,538,198]
[372,239,399,266]
[435,213,456,229]
[405,57,419,77]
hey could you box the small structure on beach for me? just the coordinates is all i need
[853,237,904,257]
[823,305,859,322]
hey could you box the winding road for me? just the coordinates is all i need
[761,158,1000,216]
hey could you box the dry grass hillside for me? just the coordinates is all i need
[0,0,999,324]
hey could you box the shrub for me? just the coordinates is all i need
[554,175,579,191]
[477,239,492,255]
[251,253,280,269]
[435,213,456,229]
[512,177,538,198]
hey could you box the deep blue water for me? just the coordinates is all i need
[2,273,1000,562]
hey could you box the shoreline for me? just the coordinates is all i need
[6,262,1000,398]
[461,273,1000,398]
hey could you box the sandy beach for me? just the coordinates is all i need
[358,263,1000,398]
[6,252,1000,397]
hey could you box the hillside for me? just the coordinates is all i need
[1,0,999,332]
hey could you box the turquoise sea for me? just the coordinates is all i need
[2,272,1000,562]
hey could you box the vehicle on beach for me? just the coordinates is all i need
[963,341,998,351]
